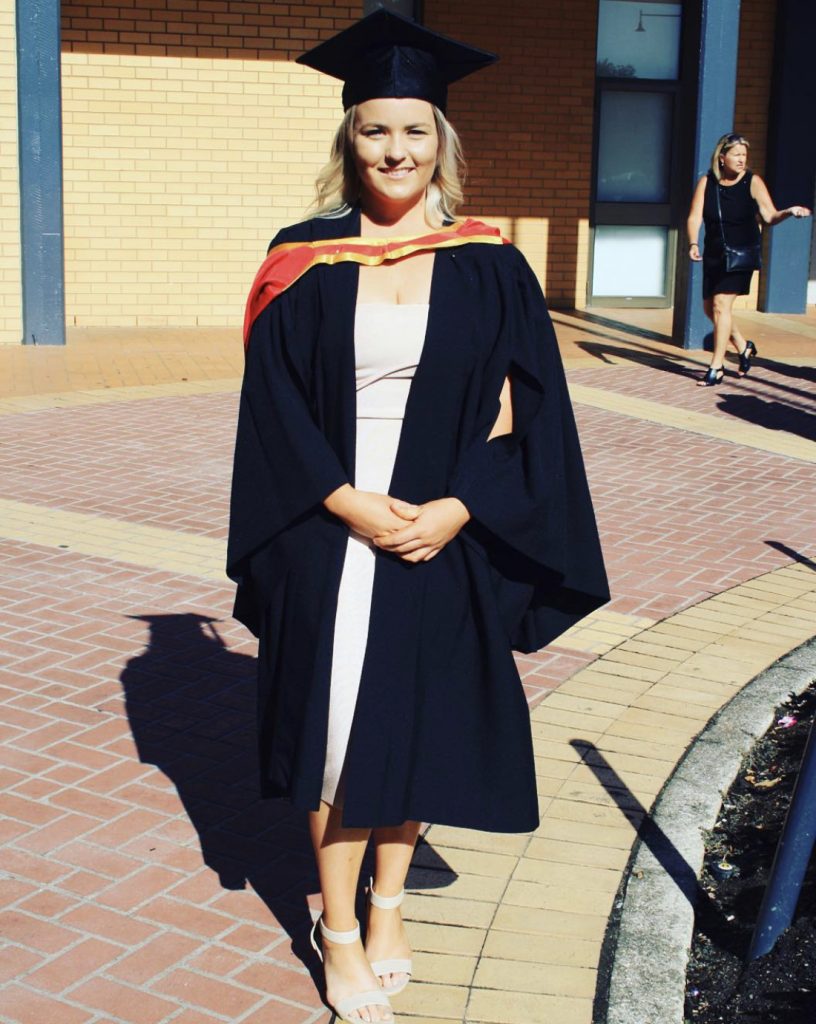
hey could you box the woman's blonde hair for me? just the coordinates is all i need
[308,104,466,224]
[711,132,750,180]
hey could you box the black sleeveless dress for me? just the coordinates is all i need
[702,170,761,299]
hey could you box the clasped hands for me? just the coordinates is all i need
[324,484,470,563]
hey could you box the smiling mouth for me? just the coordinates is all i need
[380,168,414,177]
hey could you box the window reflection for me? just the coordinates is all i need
[597,92,672,203]
[597,1,682,80]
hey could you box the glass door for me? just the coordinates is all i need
[589,0,684,307]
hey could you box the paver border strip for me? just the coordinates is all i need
[595,635,816,1024]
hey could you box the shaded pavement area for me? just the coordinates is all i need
[1,307,815,1023]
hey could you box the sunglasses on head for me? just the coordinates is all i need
[724,133,746,145]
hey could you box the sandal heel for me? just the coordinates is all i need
[739,340,757,376]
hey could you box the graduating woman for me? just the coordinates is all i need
[228,10,609,1022]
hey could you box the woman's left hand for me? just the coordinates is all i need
[373,498,471,563]
[789,206,812,218]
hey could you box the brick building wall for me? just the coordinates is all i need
[58,1,357,328]
[0,1,785,335]
[732,0,776,309]
[61,0,359,59]
[0,0,21,343]
[734,0,776,179]
[426,0,597,306]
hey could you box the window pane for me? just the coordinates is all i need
[364,0,419,17]
[597,91,672,203]
[592,226,668,297]
[597,0,682,80]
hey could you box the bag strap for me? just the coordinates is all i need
[714,176,728,250]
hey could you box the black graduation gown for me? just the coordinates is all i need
[227,207,609,832]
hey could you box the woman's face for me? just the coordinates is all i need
[720,144,748,176]
[352,98,439,214]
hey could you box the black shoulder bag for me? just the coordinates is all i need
[716,179,761,272]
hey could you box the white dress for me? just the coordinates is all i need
[321,303,430,806]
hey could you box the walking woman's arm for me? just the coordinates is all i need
[686,175,707,261]
[751,174,812,225]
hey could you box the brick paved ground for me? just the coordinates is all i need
[1,311,815,1024]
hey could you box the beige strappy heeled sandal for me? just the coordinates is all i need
[367,877,413,997]
[310,915,394,1023]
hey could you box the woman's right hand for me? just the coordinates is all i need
[324,484,418,540]
[688,242,703,262]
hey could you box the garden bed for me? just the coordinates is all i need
[685,681,816,1023]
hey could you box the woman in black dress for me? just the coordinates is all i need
[686,132,811,386]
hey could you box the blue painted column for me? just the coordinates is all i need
[672,0,741,349]
[17,0,66,345]
[759,0,816,314]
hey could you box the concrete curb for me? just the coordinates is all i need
[596,635,816,1024]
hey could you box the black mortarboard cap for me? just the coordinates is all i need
[296,8,498,114]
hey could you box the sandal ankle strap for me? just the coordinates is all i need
[319,916,361,944]
[369,876,405,910]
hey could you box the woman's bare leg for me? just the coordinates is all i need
[366,820,421,992]
[699,292,736,383]
[309,801,392,1023]
[705,294,748,355]
[729,318,748,353]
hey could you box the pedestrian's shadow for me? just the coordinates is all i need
[756,357,816,385]
[574,339,701,378]
[715,393,816,442]
[119,613,454,980]
[561,310,675,346]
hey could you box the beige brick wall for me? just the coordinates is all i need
[0,0,21,344]
[60,1,357,328]
[0,1,776,332]
[61,53,344,327]
[59,0,590,323]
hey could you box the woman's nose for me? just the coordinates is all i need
[385,137,406,162]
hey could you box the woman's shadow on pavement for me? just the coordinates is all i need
[120,612,323,969]
[119,612,453,973]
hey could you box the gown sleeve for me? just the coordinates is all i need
[226,270,349,629]
[448,247,609,653]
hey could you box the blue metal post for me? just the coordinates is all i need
[759,0,816,314]
[672,0,741,349]
[747,717,816,960]
[16,0,66,345]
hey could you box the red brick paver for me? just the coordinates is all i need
[1,320,815,1023]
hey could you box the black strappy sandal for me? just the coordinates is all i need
[738,340,757,376]
[698,366,724,387]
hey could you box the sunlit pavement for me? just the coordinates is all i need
[1,308,814,1023]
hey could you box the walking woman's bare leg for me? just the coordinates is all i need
[309,802,392,1023]
[366,820,421,992]
[729,318,748,353]
[704,292,749,360]
[704,294,750,358]
[699,292,735,384]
